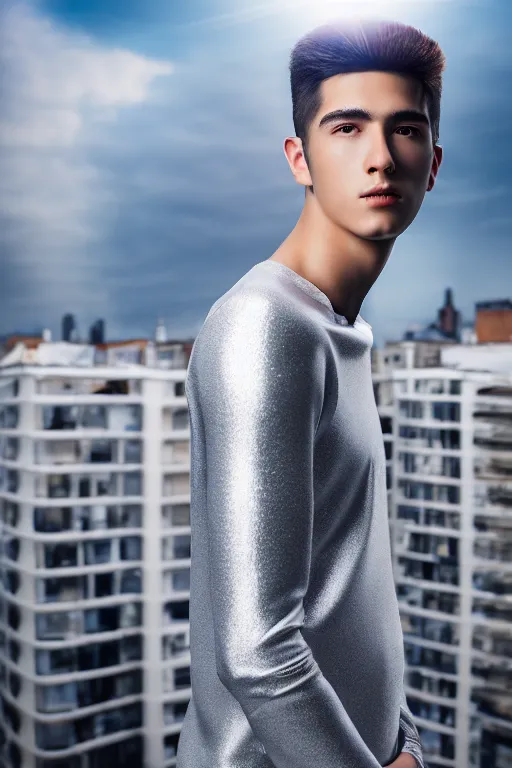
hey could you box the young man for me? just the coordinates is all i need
[177,18,444,768]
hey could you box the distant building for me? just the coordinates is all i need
[437,288,462,341]
[155,319,168,344]
[89,320,105,346]
[475,299,512,343]
[403,288,463,345]
[62,314,77,343]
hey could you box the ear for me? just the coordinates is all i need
[283,136,313,187]
[427,144,443,191]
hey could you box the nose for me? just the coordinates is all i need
[365,129,395,175]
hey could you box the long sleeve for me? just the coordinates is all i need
[398,688,425,768]
[191,296,388,768]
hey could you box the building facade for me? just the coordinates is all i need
[2,331,511,768]
[373,340,512,768]
[0,362,191,767]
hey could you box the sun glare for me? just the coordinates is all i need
[276,0,442,27]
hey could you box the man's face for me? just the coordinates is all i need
[295,70,442,239]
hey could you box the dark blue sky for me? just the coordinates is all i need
[1,0,511,348]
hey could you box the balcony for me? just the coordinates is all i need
[162,632,190,661]
[398,453,461,479]
[404,692,457,726]
[35,635,143,676]
[84,540,112,566]
[472,660,512,693]
[42,404,142,432]
[35,701,142,750]
[162,665,190,694]
[84,735,143,767]
[85,602,142,633]
[1,696,21,733]
[1,437,19,461]
[162,535,191,562]
[398,479,460,505]
[34,438,143,466]
[473,601,512,624]
[474,538,512,565]
[401,614,459,646]
[162,600,189,625]
[161,503,190,528]
[163,699,188,726]
[36,378,141,396]
[475,458,512,481]
[1,500,19,527]
[42,543,78,569]
[162,440,189,465]
[164,733,181,761]
[398,584,460,615]
[417,729,455,762]
[162,473,190,499]
[473,571,512,596]
[398,531,459,565]
[162,568,190,595]
[0,405,19,429]
[36,670,142,714]
[473,629,512,658]
[34,504,142,533]
[405,641,457,675]
[37,577,87,603]
[162,407,189,433]
[398,424,461,450]
[472,690,512,725]
[36,611,82,641]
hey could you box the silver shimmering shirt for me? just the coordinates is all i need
[177,260,425,768]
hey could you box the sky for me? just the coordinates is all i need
[0,0,510,349]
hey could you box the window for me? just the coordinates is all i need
[120,537,142,561]
[172,569,190,591]
[36,721,74,750]
[43,543,77,569]
[174,535,191,559]
[84,540,111,566]
[124,440,142,464]
[37,682,77,712]
[120,569,142,594]
[123,472,142,496]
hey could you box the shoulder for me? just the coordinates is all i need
[200,282,321,356]
[188,284,327,404]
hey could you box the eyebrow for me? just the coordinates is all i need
[318,108,430,129]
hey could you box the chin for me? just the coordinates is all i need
[359,223,405,240]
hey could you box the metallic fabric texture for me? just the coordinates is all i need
[177,259,425,768]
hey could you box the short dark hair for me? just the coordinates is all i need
[290,19,446,163]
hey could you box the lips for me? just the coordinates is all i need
[365,192,399,198]
[361,184,402,198]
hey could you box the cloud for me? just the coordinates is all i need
[0,2,172,329]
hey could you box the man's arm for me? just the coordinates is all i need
[398,689,425,768]
[191,296,386,768]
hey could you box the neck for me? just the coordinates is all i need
[271,192,396,324]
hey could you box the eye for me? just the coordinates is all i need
[334,124,357,134]
[396,126,421,137]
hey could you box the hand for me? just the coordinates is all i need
[386,751,420,768]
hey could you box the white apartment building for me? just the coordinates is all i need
[373,340,512,768]
[3,330,511,768]
[0,356,191,768]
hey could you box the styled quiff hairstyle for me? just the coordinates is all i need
[290,19,446,166]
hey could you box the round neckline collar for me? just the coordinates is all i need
[255,259,371,329]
